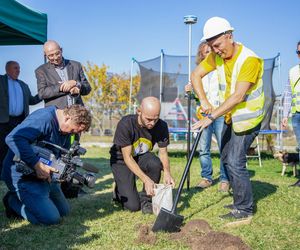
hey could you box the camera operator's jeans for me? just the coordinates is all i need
[5,165,70,225]
[221,123,260,214]
[199,116,229,182]
[111,152,163,212]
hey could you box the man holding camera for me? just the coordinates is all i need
[1,105,91,225]
[110,96,175,214]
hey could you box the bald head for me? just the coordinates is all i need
[140,96,161,115]
[138,97,161,129]
[44,40,63,66]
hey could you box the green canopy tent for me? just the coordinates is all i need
[0,0,47,45]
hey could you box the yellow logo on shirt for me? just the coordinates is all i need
[132,138,153,156]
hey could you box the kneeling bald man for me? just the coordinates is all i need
[110,96,175,214]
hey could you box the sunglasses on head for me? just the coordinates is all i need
[296,50,300,55]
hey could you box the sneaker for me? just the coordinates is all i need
[223,204,235,210]
[218,181,230,192]
[197,179,212,189]
[2,192,22,219]
[141,202,153,214]
[220,209,253,220]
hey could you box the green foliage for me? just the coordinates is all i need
[0,148,299,249]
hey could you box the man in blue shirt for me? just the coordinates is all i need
[1,105,91,225]
[0,61,41,177]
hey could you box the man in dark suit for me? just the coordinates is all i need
[35,40,91,109]
[0,61,41,175]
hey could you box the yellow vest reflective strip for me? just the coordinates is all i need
[216,44,265,133]
[289,65,300,113]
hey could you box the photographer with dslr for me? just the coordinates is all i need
[1,105,91,225]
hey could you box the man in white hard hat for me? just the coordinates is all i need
[191,17,265,221]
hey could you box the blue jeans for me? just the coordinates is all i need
[221,123,260,214]
[292,112,300,159]
[5,165,70,225]
[199,116,229,182]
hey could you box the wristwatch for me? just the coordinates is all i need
[207,114,215,122]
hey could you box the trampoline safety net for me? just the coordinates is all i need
[136,53,280,131]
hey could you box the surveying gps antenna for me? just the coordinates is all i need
[184,15,197,190]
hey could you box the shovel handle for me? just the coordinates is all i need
[171,130,202,213]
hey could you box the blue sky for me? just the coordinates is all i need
[1,0,300,95]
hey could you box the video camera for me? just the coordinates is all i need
[14,140,98,189]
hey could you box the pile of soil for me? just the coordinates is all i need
[136,219,250,249]
[171,220,250,250]
[135,224,157,245]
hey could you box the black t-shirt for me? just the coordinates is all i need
[110,114,169,163]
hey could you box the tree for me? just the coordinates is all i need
[82,62,140,133]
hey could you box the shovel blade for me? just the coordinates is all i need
[152,207,184,232]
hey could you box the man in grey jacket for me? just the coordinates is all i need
[0,61,41,175]
[35,40,91,109]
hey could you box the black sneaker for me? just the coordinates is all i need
[220,209,253,220]
[141,202,153,214]
[2,192,22,219]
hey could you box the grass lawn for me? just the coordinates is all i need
[0,147,299,249]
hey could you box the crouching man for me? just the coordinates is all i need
[110,96,175,214]
[1,105,91,225]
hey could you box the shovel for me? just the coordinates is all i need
[152,130,202,232]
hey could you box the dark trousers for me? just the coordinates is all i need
[221,123,260,214]
[0,115,24,177]
[111,152,163,212]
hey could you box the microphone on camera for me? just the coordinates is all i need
[82,162,99,173]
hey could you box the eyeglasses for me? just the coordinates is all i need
[296,50,300,55]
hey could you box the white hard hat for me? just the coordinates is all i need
[201,17,234,41]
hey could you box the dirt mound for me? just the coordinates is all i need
[170,219,250,250]
[135,224,157,245]
[135,219,250,249]
[189,231,251,250]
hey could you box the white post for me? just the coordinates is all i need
[184,15,197,190]
[277,53,283,150]
[128,57,135,114]
[159,49,164,103]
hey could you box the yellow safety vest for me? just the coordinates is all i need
[289,64,300,114]
[216,45,265,133]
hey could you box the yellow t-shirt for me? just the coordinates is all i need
[200,44,262,123]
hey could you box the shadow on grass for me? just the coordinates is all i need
[0,156,118,249]
[252,180,277,205]
[0,183,121,249]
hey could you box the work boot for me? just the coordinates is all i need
[2,192,22,219]
[218,181,230,192]
[197,179,212,189]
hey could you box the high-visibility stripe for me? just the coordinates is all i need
[232,109,264,122]
[244,86,263,101]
